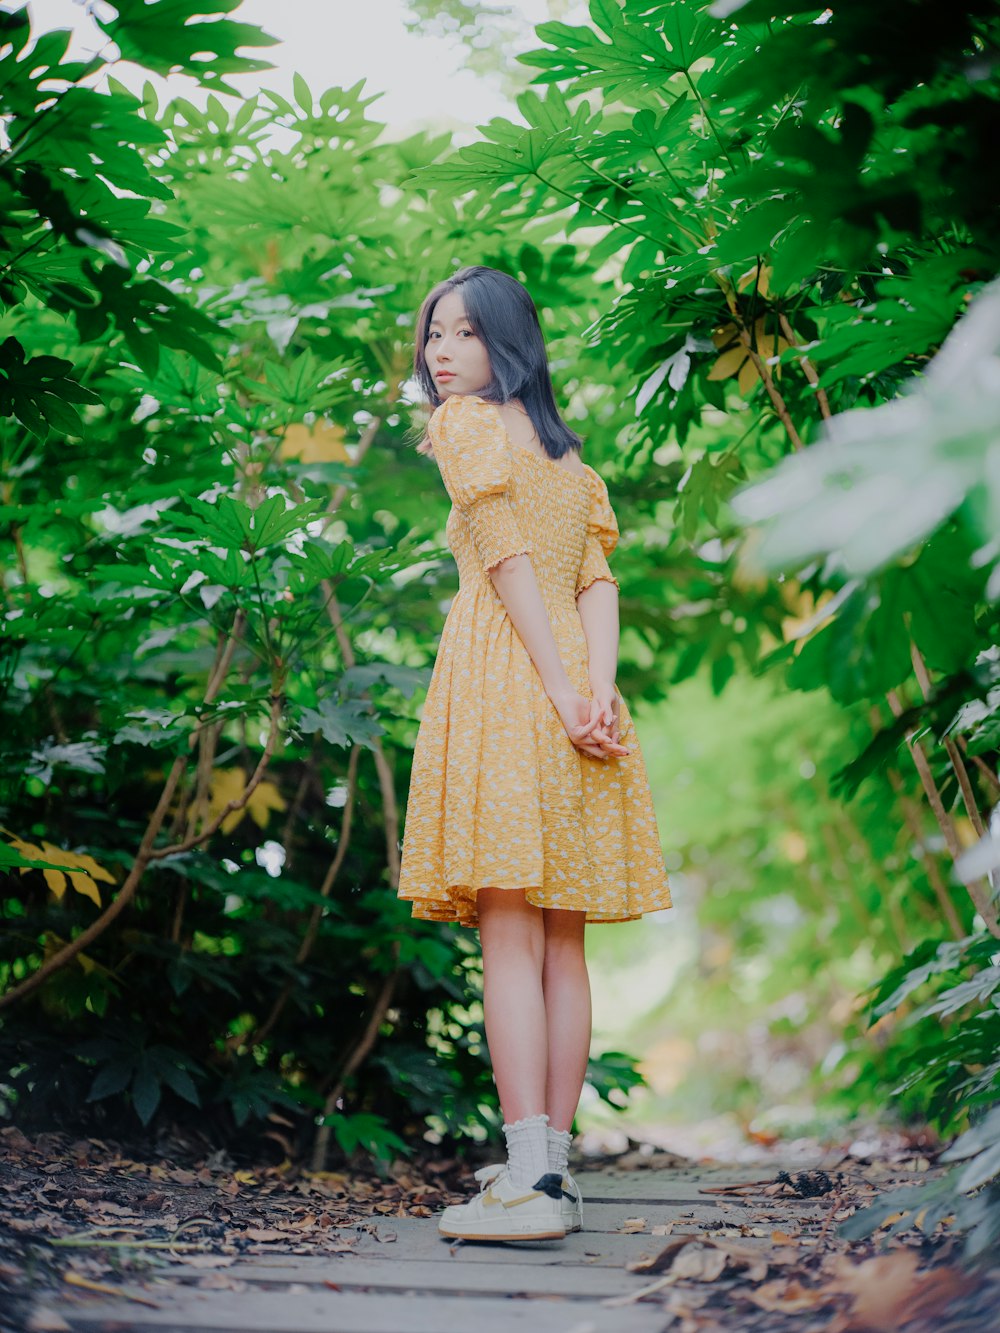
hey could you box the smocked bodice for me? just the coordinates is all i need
[446,447,597,615]
[429,393,620,610]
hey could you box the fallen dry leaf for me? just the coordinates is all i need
[607,1241,728,1308]
[620,1216,647,1233]
[63,1272,160,1307]
[25,1310,71,1333]
[628,1233,703,1274]
[748,1129,781,1146]
[707,1240,769,1283]
[699,1178,774,1196]
[197,1274,248,1292]
[92,1199,133,1216]
[746,1277,829,1314]
[823,1250,965,1331]
[671,1243,727,1283]
[241,1227,287,1242]
[768,1245,804,1267]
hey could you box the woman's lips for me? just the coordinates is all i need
[435,371,455,379]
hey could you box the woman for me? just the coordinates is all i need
[397,265,672,1241]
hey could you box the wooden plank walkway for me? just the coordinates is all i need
[46,1165,832,1333]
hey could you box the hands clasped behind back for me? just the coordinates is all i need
[550,684,629,760]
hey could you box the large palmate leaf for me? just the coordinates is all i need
[731,277,1000,585]
[94,0,280,97]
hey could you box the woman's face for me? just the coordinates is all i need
[424,289,491,399]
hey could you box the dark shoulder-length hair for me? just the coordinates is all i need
[410,265,583,460]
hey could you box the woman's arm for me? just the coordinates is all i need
[575,579,619,689]
[488,554,574,701]
[491,555,627,757]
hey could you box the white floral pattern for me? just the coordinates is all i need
[397,393,672,926]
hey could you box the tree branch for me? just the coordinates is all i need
[715,274,805,451]
[247,743,361,1049]
[309,960,401,1173]
[887,689,999,937]
[0,612,280,1010]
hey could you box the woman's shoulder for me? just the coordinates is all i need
[420,395,499,459]
[579,460,607,490]
[429,392,497,431]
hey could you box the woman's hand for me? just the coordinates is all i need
[588,680,625,753]
[550,685,630,759]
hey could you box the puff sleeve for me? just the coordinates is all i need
[428,394,534,573]
[575,466,621,597]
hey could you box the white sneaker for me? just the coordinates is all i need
[470,1161,581,1235]
[438,1164,567,1241]
[560,1169,583,1233]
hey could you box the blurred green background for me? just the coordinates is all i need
[1,4,999,1250]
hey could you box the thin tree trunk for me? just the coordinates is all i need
[0,615,279,1010]
[310,962,401,1173]
[247,743,362,1049]
[887,690,999,937]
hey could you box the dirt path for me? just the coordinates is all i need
[2,1129,995,1332]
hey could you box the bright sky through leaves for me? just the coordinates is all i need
[25,0,576,133]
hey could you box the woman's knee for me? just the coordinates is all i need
[542,907,587,965]
[479,888,545,962]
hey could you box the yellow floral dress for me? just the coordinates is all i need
[396,393,672,926]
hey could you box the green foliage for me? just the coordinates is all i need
[0,338,103,439]
[855,933,1000,1130]
[409,0,1000,1246]
[3,0,999,1224]
[840,1107,1000,1260]
[585,1049,647,1109]
[76,1026,202,1127]
[324,1111,411,1164]
[0,5,646,1168]
[94,0,281,98]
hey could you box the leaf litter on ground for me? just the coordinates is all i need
[607,1144,996,1333]
[2,1122,996,1333]
[0,1121,472,1330]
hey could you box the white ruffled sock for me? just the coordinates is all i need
[546,1124,573,1177]
[502,1111,550,1188]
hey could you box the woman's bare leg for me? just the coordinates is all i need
[477,887,547,1121]
[541,907,591,1132]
